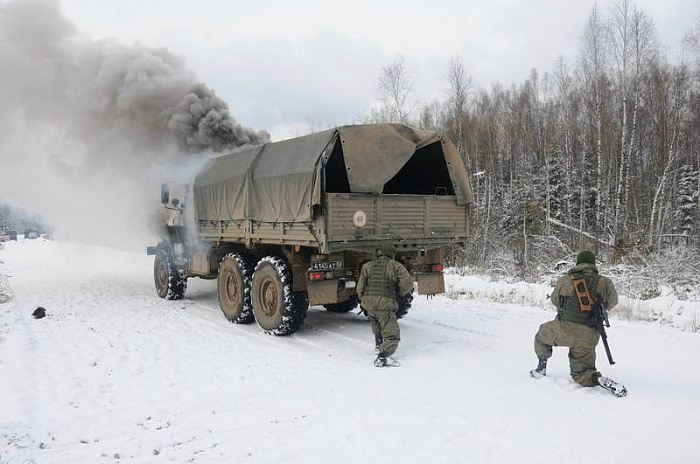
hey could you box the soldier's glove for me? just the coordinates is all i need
[396,289,414,318]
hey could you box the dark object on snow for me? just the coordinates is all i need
[32,307,46,319]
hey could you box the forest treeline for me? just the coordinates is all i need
[366,1,700,276]
[0,199,51,237]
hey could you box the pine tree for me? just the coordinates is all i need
[673,164,699,241]
[546,142,567,222]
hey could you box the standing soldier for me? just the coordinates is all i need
[530,250,628,397]
[357,243,413,367]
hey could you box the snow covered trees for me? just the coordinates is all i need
[369,1,699,271]
[673,164,699,244]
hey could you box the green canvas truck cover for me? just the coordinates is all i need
[193,124,473,223]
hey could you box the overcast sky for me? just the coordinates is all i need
[34,0,700,140]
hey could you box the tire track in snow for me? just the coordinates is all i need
[189,293,496,365]
[401,317,500,339]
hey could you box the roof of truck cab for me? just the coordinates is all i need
[193,124,472,223]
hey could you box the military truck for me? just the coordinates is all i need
[148,124,473,335]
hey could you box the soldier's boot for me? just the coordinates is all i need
[374,354,400,368]
[597,376,628,397]
[374,334,383,353]
[529,357,547,378]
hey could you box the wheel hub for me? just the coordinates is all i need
[157,262,168,288]
[225,272,241,307]
[260,278,278,317]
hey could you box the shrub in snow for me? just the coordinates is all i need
[0,273,12,303]
[615,276,662,301]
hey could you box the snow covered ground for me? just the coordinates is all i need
[1,239,699,464]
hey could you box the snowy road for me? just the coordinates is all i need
[1,239,698,463]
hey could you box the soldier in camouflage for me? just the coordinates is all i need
[357,243,413,367]
[530,250,627,396]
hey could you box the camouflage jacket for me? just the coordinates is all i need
[550,262,618,326]
[357,256,413,312]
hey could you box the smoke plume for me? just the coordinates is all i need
[0,0,269,249]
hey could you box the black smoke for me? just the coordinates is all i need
[0,0,268,157]
[0,0,269,249]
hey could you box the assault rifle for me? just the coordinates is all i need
[592,302,615,365]
[571,275,615,365]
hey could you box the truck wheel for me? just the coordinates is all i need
[323,295,359,313]
[251,257,308,335]
[396,290,414,318]
[154,246,186,300]
[217,253,255,323]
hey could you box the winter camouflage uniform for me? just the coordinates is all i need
[534,260,618,387]
[357,244,413,357]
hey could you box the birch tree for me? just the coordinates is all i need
[649,61,692,247]
[446,56,473,167]
[610,1,657,237]
[579,5,610,233]
[377,55,415,124]
[610,0,633,237]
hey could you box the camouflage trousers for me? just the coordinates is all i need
[366,308,400,356]
[534,319,601,387]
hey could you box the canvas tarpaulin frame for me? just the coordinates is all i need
[193,124,473,223]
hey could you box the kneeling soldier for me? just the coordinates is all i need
[531,250,627,397]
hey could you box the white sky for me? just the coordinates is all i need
[55,0,700,140]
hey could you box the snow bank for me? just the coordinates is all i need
[0,273,11,304]
[0,245,12,304]
[445,272,551,309]
[445,269,700,332]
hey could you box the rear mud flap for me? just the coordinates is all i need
[416,273,445,295]
[307,280,339,306]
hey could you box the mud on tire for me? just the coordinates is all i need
[217,252,256,323]
[251,257,308,335]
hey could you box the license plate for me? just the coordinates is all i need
[311,260,343,270]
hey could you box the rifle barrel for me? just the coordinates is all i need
[595,303,615,365]
[600,331,615,364]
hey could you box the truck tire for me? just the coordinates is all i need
[396,289,414,318]
[251,257,307,335]
[154,245,186,300]
[323,295,359,313]
[217,253,255,323]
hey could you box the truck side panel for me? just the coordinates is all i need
[326,193,468,246]
[194,193,467,257]
[198,220,322,248]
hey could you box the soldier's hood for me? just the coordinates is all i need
[567,262,598,274]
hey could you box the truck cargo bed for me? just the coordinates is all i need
[326,193,468,250]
